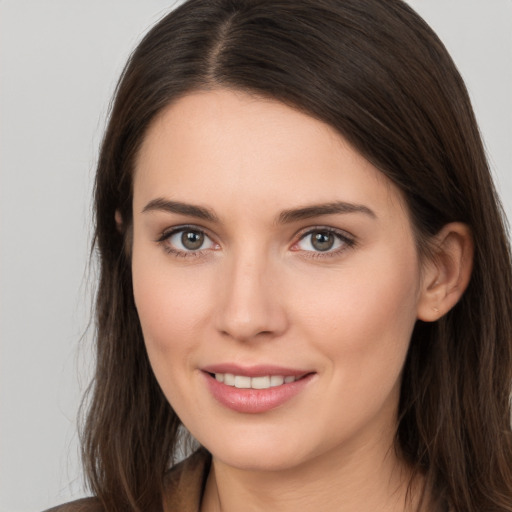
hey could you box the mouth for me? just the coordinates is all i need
[206,372,307,390]
[201,365,315,413]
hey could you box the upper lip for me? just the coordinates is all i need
[201,363,312,378]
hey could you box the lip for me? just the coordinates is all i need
[201,364,315,414]
[201,363,310,378]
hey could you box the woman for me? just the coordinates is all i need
[48,0,512,510]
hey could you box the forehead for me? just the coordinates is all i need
[133,89,405,221]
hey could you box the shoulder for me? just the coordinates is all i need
[42,497,103,512]
[42,450,211,512]
[163,448,211,511]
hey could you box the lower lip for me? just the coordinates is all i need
[203,372,315,414]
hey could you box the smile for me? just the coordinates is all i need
[213,373,298,389]
[202,367,315,414]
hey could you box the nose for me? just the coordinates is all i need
[214,250,289,342]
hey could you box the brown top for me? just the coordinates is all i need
[163,449,210,511]
[43,449,211,512]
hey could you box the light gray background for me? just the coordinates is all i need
[1,2,510,511]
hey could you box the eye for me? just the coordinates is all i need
[293,228,354,254]
[158,227,217,255]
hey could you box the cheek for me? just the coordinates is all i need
[131,244,214,363]
[293,251,420,439]
[296,246,421,378]
[131,254,216,415]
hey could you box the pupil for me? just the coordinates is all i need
[312,232,334,251]
[182,231,204,250]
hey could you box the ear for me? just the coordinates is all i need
[115,209,125,234]
[417,222,473,322]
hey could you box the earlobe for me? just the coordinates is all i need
[115,210,124,233]
[417,222,473,322]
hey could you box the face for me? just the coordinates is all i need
[131,89,425,472]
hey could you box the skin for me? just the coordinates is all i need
[130,89,472,512]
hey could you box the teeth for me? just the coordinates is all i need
[214,373,298,390]
[234,376,251,388]
[270,375,284,387]
[251,376,270,389]
[224,373,236,386]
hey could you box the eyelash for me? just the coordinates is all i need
[156,225,217,258]
[156,225,356,259]
[292,226,356,259]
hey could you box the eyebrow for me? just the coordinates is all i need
[142,198,219,222]
[142,198,375,224]
[276,201,376,224]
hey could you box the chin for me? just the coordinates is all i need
[214,447,306,473]
[197,426,318,473]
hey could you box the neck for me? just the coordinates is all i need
[201,436,426,512]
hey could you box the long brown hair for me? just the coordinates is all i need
[83,1,512,510]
